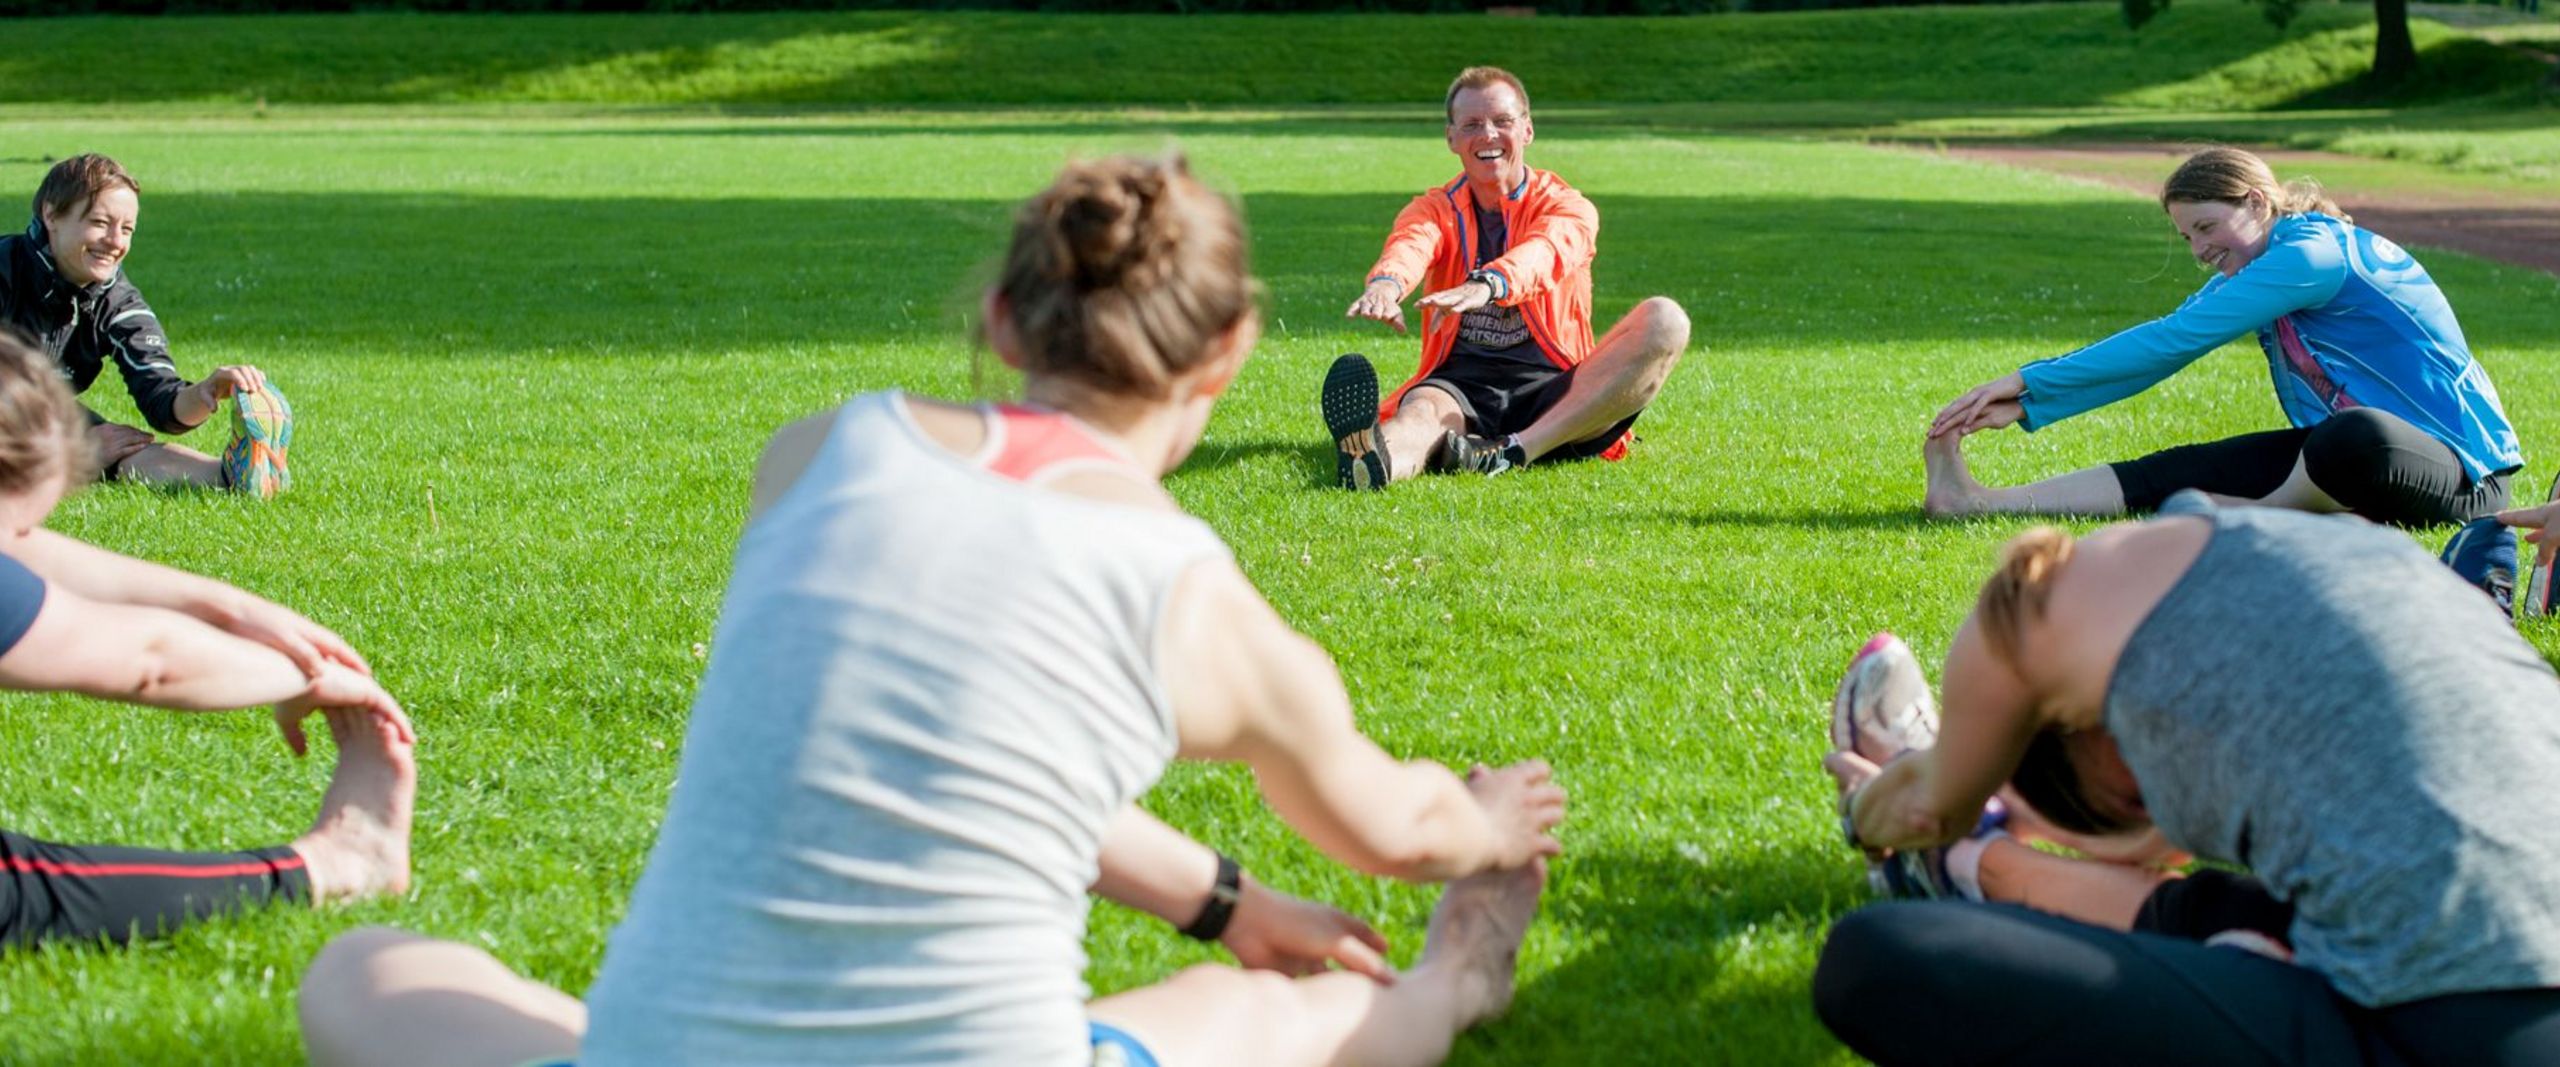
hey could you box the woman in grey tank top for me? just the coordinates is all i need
[1817,493,2560,1066]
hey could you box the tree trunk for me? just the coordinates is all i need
[2371,0,2418,85]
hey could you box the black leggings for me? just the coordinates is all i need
[1813,876,2560,1067]
[2110,408,2509,526]
[0,829,311,950]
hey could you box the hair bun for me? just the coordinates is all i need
[1053,165,1179,290]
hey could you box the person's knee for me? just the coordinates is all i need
[301,927,427,1059]
[1636,296,1690,360]
[1812,905,1948,1044]
[2302,408,2396,470]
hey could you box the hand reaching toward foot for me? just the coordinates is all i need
[1220,878,1395,982]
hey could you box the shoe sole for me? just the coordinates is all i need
[1322,353,1386,491]
[224,387,293,499]
[1830,631,1938,764]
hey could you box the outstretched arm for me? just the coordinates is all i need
[1351,195,1445,333]
[5,527,369,677]
[2009,240,2344,432]
[0,578,409,748]
[1158,559,1564,883]
[1094,804,1393,980]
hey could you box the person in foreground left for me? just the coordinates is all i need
[298,154,1562,1067]
[0,331,412,949]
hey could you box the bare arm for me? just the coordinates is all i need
[5,527,370,676]
[3,585,314,710]
[1849,616,2040,852]
[1093,804,1394,980]
[1160,560,1562,882]
[748,411,840,523]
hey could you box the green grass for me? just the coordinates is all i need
[0,3,2534,110]
[3,104,2558,1064]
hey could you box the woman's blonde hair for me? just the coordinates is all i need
[991,154,1256,403]
[1974,525,2076,668]
[0,330,94,494]
[2160,146,2350,225]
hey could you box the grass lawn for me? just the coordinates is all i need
[1,103,2556,1064]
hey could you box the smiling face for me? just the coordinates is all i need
[1445,83,1533,194]
[2168,194,2272,278]
[42,185,137,288]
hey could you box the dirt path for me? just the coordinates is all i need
[1939,142,2560,277]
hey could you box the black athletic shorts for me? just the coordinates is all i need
[1403,356,1637,462]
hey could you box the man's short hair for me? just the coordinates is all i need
[1445,66,1530,123]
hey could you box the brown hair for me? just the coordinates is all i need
[991,154,1255,403]
[2160,146,2349,226]
[32,153,139,226]
[0,329,94,494]
[1445,66,1531,123]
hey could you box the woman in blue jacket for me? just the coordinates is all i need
[1925,147,2521,527]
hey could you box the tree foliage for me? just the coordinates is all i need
[2122,0,2418,86]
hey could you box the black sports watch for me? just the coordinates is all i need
[1178,853,1243,941]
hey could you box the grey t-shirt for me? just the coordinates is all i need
[2108,500,2560,1006]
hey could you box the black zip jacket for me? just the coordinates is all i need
[0,217,193,434]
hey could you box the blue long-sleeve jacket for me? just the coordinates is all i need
[2018,213,2521,481]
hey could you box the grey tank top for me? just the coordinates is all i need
[2108,500,2560,1006]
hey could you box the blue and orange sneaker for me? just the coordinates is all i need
[221,385,292,499]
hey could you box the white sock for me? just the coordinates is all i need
[1943,831,2004,902]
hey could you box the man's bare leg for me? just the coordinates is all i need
[1380,386,1466,482]
[1922,432,2128,518]
[1512,296,1689,462]
[1091,860,1546,1067]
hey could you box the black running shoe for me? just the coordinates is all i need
[1435,430,1525,476]
[1322,353,1388,490]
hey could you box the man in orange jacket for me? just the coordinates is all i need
[1325,65,1690,490]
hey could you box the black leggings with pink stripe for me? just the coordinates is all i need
[0,829,310,949]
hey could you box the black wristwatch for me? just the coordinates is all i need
[1178,853,1243,941]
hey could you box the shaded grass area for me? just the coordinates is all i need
[0,111,2556,1062]
[0,3,2530,110]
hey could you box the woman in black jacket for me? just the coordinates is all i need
[0,153,292,496]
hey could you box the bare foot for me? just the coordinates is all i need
[1415,859,1547,1029]
[292,709,416,905]
[1921,433,1990,519]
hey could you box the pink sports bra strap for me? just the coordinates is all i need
[982,404,1134,484]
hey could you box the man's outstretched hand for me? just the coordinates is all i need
[1414,280,1494,317]
[1346,278,1409,334]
